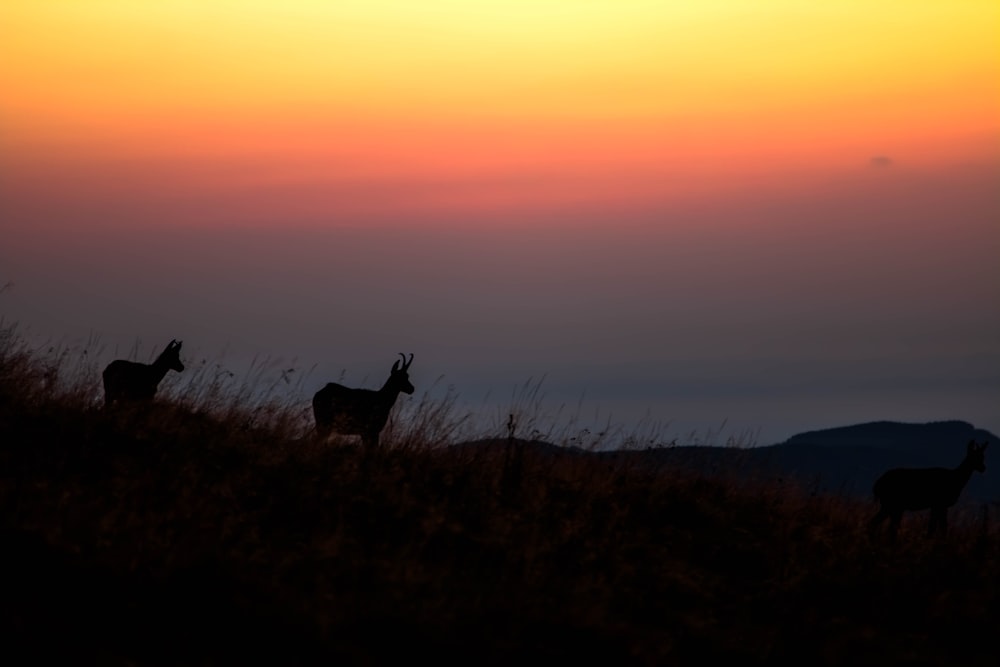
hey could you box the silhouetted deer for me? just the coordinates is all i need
[312,353,415,447]
[869,440,988,539]
[102,339,184,407]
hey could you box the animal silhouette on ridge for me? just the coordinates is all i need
[869,439,988,539]
[102,339,185,407]
[312,353,415,448]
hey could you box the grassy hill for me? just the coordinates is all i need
[1,327,998,665]
[592,419,999,503]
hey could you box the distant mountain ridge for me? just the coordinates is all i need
[759,420,998,502]
[455,420,1000,504]
[780,419,994,454]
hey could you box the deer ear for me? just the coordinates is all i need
[392,361,400,372]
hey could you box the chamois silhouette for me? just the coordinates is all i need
[102,339,184,407]
[869,439,988,539]
[312,353,415,448]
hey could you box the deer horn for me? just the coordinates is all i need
[402,353,413,369]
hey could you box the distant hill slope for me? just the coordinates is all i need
[780,420,995,457]
[456,421,999,504]
[762,420,998,502]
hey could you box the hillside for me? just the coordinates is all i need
[592,421,999,503]
[768,420,998,501]
[781,420,996,453]
[747,420,997,502]
[2,332,999,665]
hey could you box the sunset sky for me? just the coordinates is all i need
[2,1,998,444]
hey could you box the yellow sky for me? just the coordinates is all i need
[2,4,1000,442]
[2,1,998,197]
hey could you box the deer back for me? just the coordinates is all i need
[103,359,161,399]
[873,440,988,511]
[313,383,392,433]
[874,467,963,510]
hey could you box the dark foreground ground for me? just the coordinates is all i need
[1,348,998,665]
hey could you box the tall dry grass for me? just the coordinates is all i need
[1,321,997,666]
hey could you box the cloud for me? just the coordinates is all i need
[869,155,893,168]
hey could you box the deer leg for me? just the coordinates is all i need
[887,511,902,539]
[314,424,328,440]
[868,507,889,536]
[928,508,947,537]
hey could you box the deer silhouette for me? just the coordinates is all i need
[869,439,988,539]
[102,339,184,407]
[312,353,415,447]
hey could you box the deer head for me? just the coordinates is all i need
[390,352,415,395]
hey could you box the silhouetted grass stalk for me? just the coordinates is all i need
[1,321,997,666]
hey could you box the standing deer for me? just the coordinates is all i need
[312,353,415,447]
[102,339,185,407]
[869,440,988,539]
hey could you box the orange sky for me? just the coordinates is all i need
[3,1,998,223]
[2,2,999,443]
